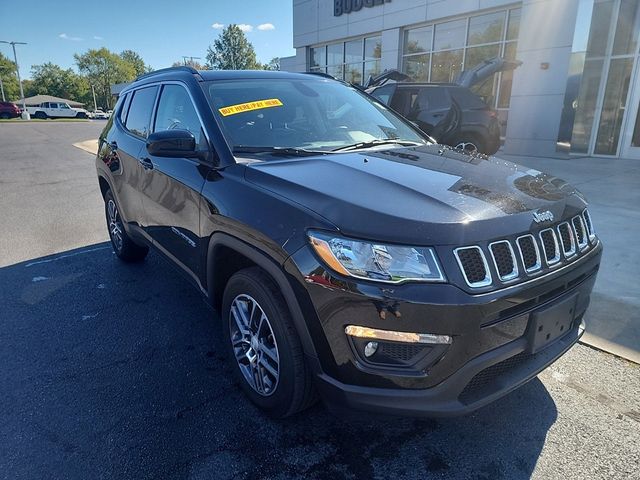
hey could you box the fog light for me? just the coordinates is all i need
[364,341,378,357]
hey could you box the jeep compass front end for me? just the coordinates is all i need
[96,68,601,418]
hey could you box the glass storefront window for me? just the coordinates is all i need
[594,57,634,155]
[345,40,363,64]
[364,36,382,61]
[403,54,430,82]
[613,0,640,55]
[434,19,467,51]
[468,12,505,45]
[326,64,344,80]
[310,47,325,69]
[327,43,344,66]
[507,8,521,40]
[345,63,363,84]
[431,49,464,83]
[404,26,432,54]
[571,59,605,153]
[586,0,615,56]
[633,100,640,147]
[364,60,381,83]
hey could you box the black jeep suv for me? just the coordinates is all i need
[96,67,602,418]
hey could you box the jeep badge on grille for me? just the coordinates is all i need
[533,210,554,223]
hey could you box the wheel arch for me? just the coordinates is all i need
[206,232,319,361]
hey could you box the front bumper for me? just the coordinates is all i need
[284,241,601,416]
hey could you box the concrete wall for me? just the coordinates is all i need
[503,0,580,156]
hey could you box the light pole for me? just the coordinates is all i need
[0,75,5,102]
[0,40,28,119]
[91,84,98,111]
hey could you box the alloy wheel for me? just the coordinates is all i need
[229,294,280,396]
[107,199,123,252]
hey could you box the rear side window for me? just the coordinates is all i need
[118,93,132,124]
[370,85,395,106]
[420,88,451,110]
[125,86,158,138]
[448,87,488,109]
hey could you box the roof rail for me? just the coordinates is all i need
[135,65,199,82]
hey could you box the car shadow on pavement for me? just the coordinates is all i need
[0,243,557,480]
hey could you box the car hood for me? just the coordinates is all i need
[244,145,586,245]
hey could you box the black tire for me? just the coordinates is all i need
[0,112,10,119]
[76,112,88,119]
[104,189,148,262]
[453,133,485,155]
[222,267,316,418]
[33,111,47,120]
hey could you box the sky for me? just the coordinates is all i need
[0,0,295,79]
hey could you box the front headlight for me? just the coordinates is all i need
[308,231,445,283]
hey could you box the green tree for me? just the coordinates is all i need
[171,60,208,70]
[0,53,20,101]
[120,50,151,77]
[28,63,90,103]
[263,57,280,71]
[205,25,260,70]
[75,47,136,109]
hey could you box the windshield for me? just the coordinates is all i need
[204,77,429,153]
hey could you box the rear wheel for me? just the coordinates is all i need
[104,189,148,262]
[222,267,316,418]
[33,111,47,120]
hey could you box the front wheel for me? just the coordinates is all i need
[104,189,148,262]
[222,267,316,418]
[454,134,485,155]
[0,112,10,119]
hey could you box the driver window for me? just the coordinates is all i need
[60,103,70,109]
[154,84,203,145]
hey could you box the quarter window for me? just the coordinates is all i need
[124,86,158,138]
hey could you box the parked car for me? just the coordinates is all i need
[0,101,21,119]
[26,101,88,119]
[366,57,522,155]
[93,109,109,120]
[96,67,601,418]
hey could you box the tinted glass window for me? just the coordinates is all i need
[154,84,203,145]
[119,93,132,124]
[422,88,451,110]
[370,85,395,106]
[448,88,488,109]
[125,86,158,138]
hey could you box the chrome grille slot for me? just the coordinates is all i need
[558,222,576,257]
[539,228,560,266]
[516,234,541,273]
[454,246,492,288]
[572,215,588,250]
[582,209,596,242]
[489,241,518,282]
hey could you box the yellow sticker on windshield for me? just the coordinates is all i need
[218,98,283,116]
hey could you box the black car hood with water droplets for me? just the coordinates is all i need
[244,145,585,245]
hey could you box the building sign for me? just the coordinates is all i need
[334,0,391,17]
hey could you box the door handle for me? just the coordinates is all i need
[138,157,154,170]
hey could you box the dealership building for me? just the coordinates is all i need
[280,0,640,159]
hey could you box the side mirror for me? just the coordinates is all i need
[146,130,197,157]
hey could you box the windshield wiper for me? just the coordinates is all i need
[331,139,424,152]
[232,146,328,157]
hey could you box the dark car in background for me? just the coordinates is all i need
[95,67,601,419]
[366,57,522,155]
[0,101,21,119]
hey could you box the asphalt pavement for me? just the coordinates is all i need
[0,123,639,479]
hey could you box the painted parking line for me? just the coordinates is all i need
[25,245,111,267]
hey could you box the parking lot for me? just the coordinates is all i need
[1,122,639,479]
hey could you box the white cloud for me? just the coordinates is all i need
[59,33,83,41]
[93,35,104,40]
[257,23,275,31]
[237,24,253,32]
[211,22,225,29]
